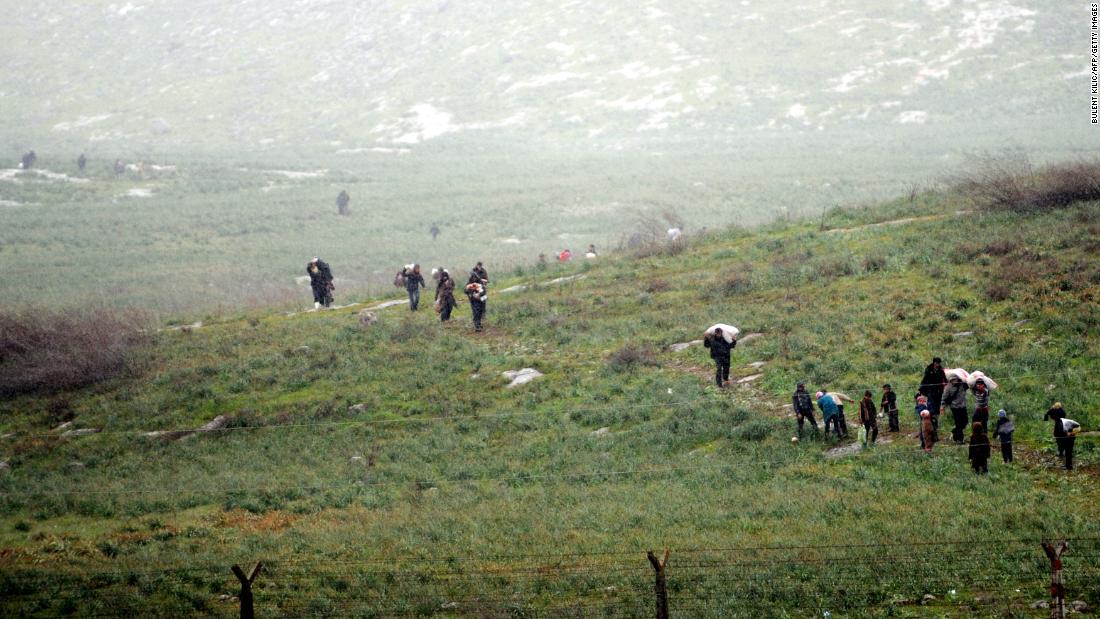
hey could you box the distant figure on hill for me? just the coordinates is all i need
[20,150,36,170]
[465,274,487,332]
[586,244,598,258]
[77,153,87,172]
[336,190,350,216]
[435,268,456,322]
[792,383,819,438]
[968,422,990,475]
[703,328,734,388]
[859,391,879,445]
[404,264,426,311]
[942,375,969,444]
[114,159,125,177]
[430,223,441,240]
[558,249,572,262]
[880,384,899,432]
[306,257,334,309]
[919,357,947,428]
[993,410,1014,463]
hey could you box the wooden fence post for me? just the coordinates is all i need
[232,562,263,619]
[1041,540,1068,619]
[647,548,670,619]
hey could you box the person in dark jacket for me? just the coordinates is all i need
[435,269,456,322]
[859,391,879,445]
[993,410,1014,463]
[21,150,36,170]
[405,264,426,311]
[792,383,818,437]
[465,274,487,332]
[336,190,350,216]
[881,384,899,432]
[703,329,735,387]
[472,262,489,287]
[77,153,87,172]
[306,257,334,308]
[1043,402,1067,456]
[968,422,991,474]
[919,357,947,427]
[1059,417,1080,470]
[430,223,441,240]
[942,376,969,444]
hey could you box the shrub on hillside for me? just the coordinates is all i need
[955,153,1100,213]
[0,308,147,396]
[607,344,658,372]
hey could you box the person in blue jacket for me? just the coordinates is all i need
[817,391,841,438]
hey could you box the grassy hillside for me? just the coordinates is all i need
[0,188,1097,616]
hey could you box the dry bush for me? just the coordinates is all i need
[721,269,754,295]
[955,153,1100,213]
[607,344,658,372]
[982,239,1016,256]
[0,308,148,396]
[645,278,671,293]
[619,209,687,258]
[984,284,1011,302]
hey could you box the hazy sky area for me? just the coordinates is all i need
[0,0,1094,311]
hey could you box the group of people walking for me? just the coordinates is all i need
[787,356,1082,474]
[396,261,490,332]
[305,258,489,332]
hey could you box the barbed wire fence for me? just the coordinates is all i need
[2,537,1097,617]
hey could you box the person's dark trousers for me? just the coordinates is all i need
[714,356,730,387]
[470,299,485,331]
[1060,436,1076,470]
[824,416,841,437]
[408,287,420,311]
[837,411,849,437]
[887,409,900,432]
[863,421,878,444]
[972,407,989,431]
[973,462,988,475]
[951,408,968,443]
[1055,432,1066,456]
[927,390,944,416]
[1001,442,1013,463]
[798,411,819,437]
[440,300,453,321]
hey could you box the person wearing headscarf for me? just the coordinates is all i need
[435,268,456,322]
[993,410,1015,464]
[306,257,334,309]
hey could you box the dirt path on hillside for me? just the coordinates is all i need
[823,210,972,235]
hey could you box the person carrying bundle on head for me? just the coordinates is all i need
[465,274,487,332]
[307,257,334,309]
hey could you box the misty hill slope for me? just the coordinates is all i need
[1,0,1085,155]
[0,189,1098,616]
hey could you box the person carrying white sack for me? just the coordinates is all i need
[703,324,738,387]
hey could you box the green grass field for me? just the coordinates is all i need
[1,186,1097,616]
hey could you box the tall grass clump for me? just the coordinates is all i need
[956,153,1100,213]
[0,307,148,396]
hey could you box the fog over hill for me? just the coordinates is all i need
[0,0,1089,155]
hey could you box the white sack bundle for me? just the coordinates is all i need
[705,323,741,344]
[945,368,971,382]
[966,370,999,390]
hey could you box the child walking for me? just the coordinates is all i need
[881,384,899,432]
[968,421,991,475]
[992,410,1014,463]
[859,391,879,445]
